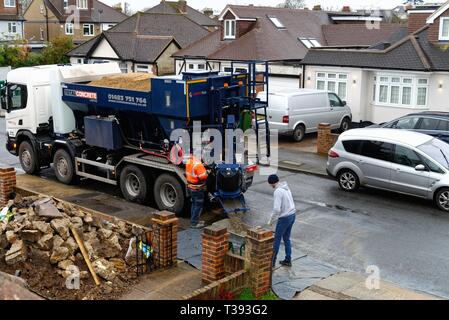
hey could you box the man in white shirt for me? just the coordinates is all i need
[268,174,296,267]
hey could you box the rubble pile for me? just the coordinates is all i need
[0,194,142,300]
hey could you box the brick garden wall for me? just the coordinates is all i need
[317,123,339,155]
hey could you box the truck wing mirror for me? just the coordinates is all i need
[0,87,6,111]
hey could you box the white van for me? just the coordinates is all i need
[257,89,352,142]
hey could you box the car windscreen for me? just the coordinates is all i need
[417,138,449,170]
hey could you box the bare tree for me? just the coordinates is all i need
[277,0,305,9]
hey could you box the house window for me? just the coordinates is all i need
[77,0,88,9]
[4,0,15,8]
[224,20,236,39]
[119,62,128,73]
[197,64,206,70]
[83,24,94,36]
[65,23,74,35]
[373,74,429,108]
[316,72,348,100]
[299,38,321,48]
[135,65,150,73]
[8,22,17,34]
[76,58,83,64]
[40,27,44,40]
[440,17,449,41]
[63,0,68,10]
[268,16,285,29]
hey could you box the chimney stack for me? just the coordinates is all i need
[313,5,322,11]
[342,6,351,12]
[178,0,187,13]
[203,8,213,17]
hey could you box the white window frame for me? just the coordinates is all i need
[65,23,74,35]
[224,20,236,39]
[8,22,17,34]
[299,38,321,48]
[83,24,94,36]
[372,73,429,109]
[63,0,68,10]
[316,72,348,100]
[4,0,15,8]
[439,17,449,41]
[135,64,150,73]
[76,0,88,10]
[268,16,285,29]
[119,62,128,73]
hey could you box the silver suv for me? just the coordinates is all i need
[327,128,449,212]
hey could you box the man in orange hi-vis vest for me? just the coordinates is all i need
[186,155,208,229]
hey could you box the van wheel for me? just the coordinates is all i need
[53,149,75,185]
[154,174,185,215]
[19,141,39,174]
[340,117,351,133]
[338,169,360,192]
[435,188,449,213]
[120,165,149,204]
[292,125,305,142]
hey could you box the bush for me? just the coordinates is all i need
[237,288,279,300]
[0,36,74,68]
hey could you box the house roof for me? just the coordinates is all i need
[427,0,449,23]
[43,0,127,23]
[301,26,449,72]
[175,5,331,61]
[322,24,408,47]
[145,1,219,27]
[175,5,410,62]
[67,12,209,63]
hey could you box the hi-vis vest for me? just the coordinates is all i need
[186,156,208,190]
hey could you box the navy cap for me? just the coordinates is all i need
[268,174,280,185]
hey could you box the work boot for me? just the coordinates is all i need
[279,260,292,267]
[190,221,206,229]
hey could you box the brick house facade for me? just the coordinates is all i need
[0,0,25,41]
[23,0,127,44]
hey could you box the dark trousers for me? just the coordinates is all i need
[273,213,296,265]
[190,189,205,225]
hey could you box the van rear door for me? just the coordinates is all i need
[261,93,288,128]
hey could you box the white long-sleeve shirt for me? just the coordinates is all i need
[269,181,296,224]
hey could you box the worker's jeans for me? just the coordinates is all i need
[273,213,296,265]
[190,189,205,226]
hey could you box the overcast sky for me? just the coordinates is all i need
[101,0,445,13]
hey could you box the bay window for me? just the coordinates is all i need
[372,74,429,108]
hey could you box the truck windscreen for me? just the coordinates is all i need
[7,83,27,111]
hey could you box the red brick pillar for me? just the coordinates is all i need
[202,226,230,284]
[317,123,332,154]
[245,227,275,298]
[0,167,16,206]
[151,211,178,268]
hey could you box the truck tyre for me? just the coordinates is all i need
[19,141,39,174]
[53,149,75,185]
[120,165,149,204]
[154,174,185,215]
[292,124,305,142]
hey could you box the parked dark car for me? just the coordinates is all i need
[373,112,449,144]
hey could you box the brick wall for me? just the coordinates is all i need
[317,123,339,155]
[151,211,178,269]
[245,227,274,298]
[202,226,230,284]
[408,13,431,34]
[428,10,449,43]
[0,168,16,207]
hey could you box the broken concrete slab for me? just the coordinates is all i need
[34,200,64,218]
[50,246,70,264]
[93,258,116,281]
[50,218,71,240]
[5,240,27,265]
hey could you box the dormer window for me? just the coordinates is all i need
[439,17,449,41]
[76,0,88,10]
[268,16,285,29]
[224,20,236,39]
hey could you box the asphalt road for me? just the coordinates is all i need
[2,118,449,298]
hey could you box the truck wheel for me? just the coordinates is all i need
[53,149,75,185]
[154,174,185,215]
[120,165,149,204]
[292,124,305,142]
[19,141,39,174]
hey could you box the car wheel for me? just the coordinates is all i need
[120,165,149,204]
[292,125,305,142]
[340,117,351,133]
[435,188,449,212]
[53,149,75,184]
[338,169,360,192]
[154,174,185,215]
[19,141,39,174]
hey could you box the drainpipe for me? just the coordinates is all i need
[43,0,50,42]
